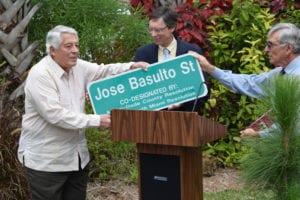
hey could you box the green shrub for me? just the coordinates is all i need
[85,105,137,182]
[86,129,137,183]
[202,0,276,167]
[29,0,151,63]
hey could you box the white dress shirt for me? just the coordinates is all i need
[18,55,132,172]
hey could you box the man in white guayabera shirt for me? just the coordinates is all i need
[18,25,148,200]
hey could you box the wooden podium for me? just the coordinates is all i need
[111,109,227,200]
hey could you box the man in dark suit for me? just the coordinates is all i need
[132,6,209,113]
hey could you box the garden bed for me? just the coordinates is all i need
[87,167,243,200]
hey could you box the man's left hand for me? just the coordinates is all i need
[167,104,181,110]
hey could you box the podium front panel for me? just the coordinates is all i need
[140,153,181,200]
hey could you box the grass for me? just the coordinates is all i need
[204,189,275,200]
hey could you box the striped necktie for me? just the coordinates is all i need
[163,48,169,60]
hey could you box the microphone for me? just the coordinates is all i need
[192,81,207,112]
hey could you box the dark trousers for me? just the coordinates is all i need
[23,165,89,200]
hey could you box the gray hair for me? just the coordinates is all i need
[268,23,300,54]
[46,25,78,55]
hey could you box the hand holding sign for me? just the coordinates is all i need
[99,114,111,130]
[130,61,149,71]
[88,54,207,114]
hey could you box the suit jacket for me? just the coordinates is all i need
[132,38,210,113]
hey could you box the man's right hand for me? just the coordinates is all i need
[130,61,149,71]
[99,114,111,130]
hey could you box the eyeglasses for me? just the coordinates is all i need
[148,26,168,33]
[266,41,284,49]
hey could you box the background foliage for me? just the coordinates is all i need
[29,0,152,63]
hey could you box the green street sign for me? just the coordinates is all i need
[88,54,207,114]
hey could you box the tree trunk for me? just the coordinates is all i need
[0,1,42,199]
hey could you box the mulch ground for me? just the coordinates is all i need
[87,168,243,200]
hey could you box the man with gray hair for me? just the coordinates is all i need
[18,25,148,200]
[191,23,300,137]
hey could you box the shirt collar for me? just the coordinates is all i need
[283,55,300,75]
[46,55,74,77]
[159,36,177,53]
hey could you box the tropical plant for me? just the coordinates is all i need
[241,75,300,199]
[0,0,42,199]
